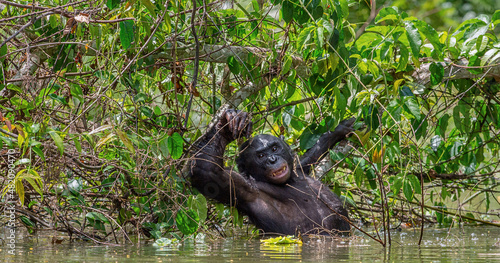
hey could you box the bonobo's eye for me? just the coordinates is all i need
[272,146,278,152]
[258,153,264,159]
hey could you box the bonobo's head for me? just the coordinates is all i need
[236,134,294,184]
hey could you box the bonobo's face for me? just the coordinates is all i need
[237,134,294,184]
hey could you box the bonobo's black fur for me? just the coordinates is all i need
[189,109,353,235]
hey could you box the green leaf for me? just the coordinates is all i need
[106,0,120,9]
[316,27,324,48]
[435,202,446,224]
[154,105,162,115]
[159,136,169,158]
[403,179,413,202]
[139,0,157,17]
[0,43,7,61]
[375,7,400,24]
[396,45,409,72]
[189,194,207,222]
[20,216,35,234]
[49,14,58,29]
[480,48,500,66]
[48,93,68,105]
[476,35,488,53]
[404,21,421,56]
[354,167,364,188]
[412,20,443,57]
[408,174,421,194]
[227,56,240,74]
[337,0,349,18]
[282,56,292,75]
[297,25,315,50]
[299,125,321,150]
[140,105,153,117]
[333,86,346,116]
[493,10,500,25]
[281,0,294,23]
[429,62,444,85]
[48,130,64,156]
[20,215,36,227]
[362,105,380,130]
[119,20,134,50]
[308,73,326,96]
[467,55,482,74]
[392,176,403,195]
[167,132,183,159]
[312,6,323,20]
[86,212,109,224]
[73,136,82,153]
[32,146,45,162]
[175,209,199,235]
[115,129,135,154]
[438,114,450,136]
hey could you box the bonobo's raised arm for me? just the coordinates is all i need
[299,118,355,174]
[189,110,253,204]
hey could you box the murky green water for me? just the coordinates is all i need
[1,226,500,262]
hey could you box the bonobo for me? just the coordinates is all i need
[189,109,353,235]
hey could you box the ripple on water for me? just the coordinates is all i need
[1,226,499,263]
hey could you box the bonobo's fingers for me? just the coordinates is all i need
[237,112,249,137]
[335,117,356,137]
[245,120,253,138]
[221,109,252,140]
[221,109,235,138]
[228,110,238,139]
[339,117,356,128]
[232,112,239,139]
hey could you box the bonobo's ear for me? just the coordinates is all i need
[236,156,245,174]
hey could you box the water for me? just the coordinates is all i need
[1,226,500,262]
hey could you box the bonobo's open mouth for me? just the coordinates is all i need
[270,164,289,180]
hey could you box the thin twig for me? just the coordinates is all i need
[0,13,51,49]
[184,0,201,129]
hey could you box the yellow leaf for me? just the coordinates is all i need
[15,178,25,206]
[261,235,302,245]
[96,133,116,150]
[440,31,448,44]
[372,147,385,163]
[393,79,405,95]
[17,126,25,148]
[271,124,281,137]
[57,69,67,77]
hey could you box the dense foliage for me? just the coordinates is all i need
[1,0,499,245]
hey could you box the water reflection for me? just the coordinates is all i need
[1,226,500,262]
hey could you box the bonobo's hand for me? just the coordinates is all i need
[217,109,253,142]
[333,117,355,138]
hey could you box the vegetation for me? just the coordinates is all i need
[0,0,499,246]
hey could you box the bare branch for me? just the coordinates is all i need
[412,58,500,85]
